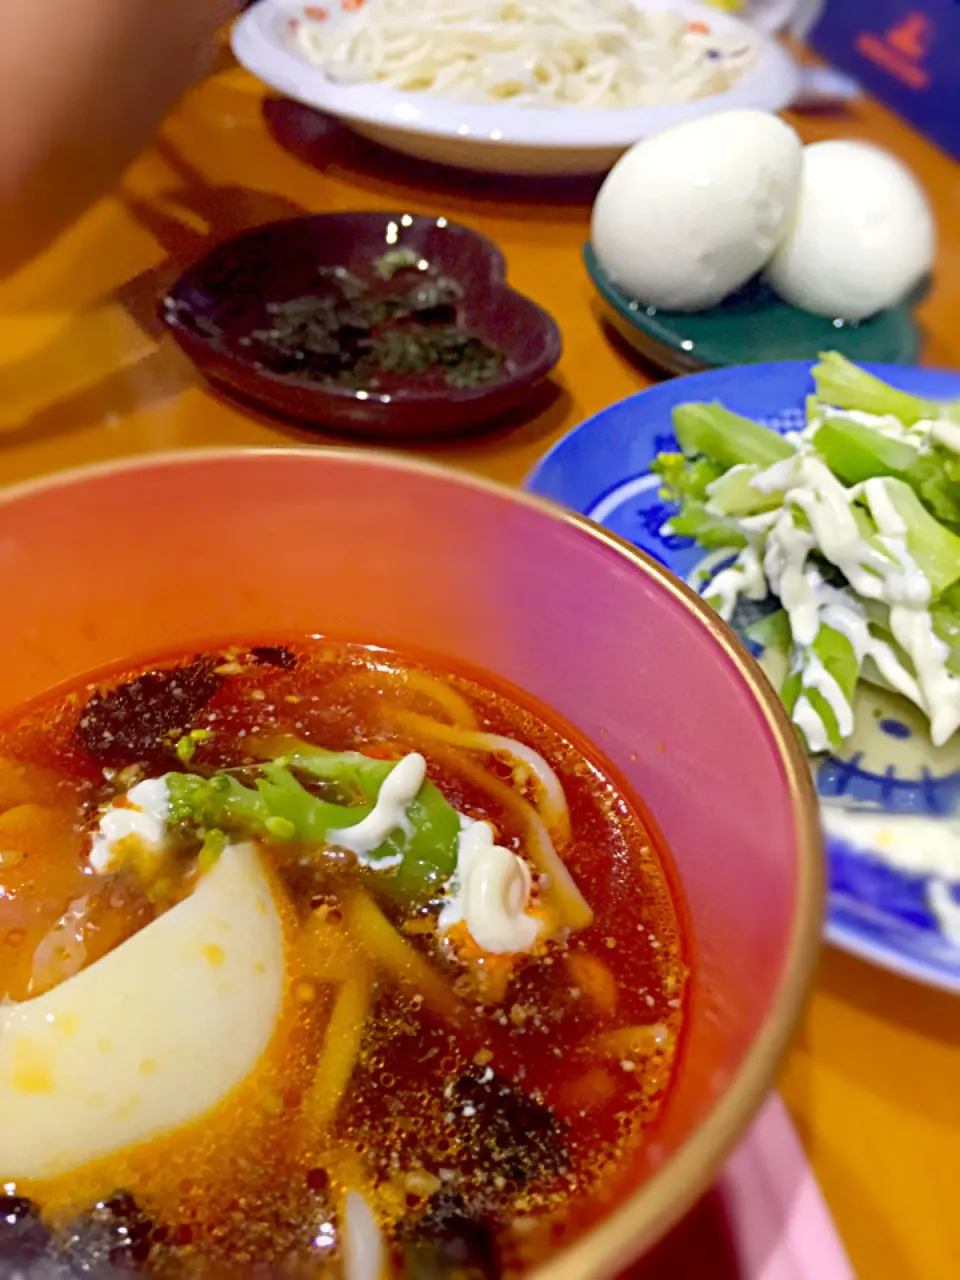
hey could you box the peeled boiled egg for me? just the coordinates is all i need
[591,109,803,311]
[0,843,286,1181]
[765,140,935,321]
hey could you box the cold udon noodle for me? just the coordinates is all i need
[290,0,762,110]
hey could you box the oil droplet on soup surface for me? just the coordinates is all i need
[0,640,688,1277]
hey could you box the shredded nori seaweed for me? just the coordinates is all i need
[76,658,224,769]
[238,262,504,391]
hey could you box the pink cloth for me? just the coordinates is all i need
[625,1096,854,1279]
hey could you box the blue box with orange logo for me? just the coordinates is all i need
[808,0,959,158]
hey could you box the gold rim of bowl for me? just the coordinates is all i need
[0,447,824,1276]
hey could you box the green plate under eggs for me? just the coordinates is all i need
[584,242,922,375]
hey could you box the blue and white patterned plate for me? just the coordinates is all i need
[527,362,960,992]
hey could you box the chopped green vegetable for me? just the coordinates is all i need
[652,452,747,546]
[651,352,960,752]
[198,827,227,874]
[808,414,960,533]
[672,402,795,469]
[288,749,461,901]
[812,351,960,427]
[874,479,960,598]
[265,815,296,841]
[667,503,747,549]
[167,748,460,906]
[704,463,785,517]
[745,609,792,655]
[812,415,921,486]
[931,604,960,676]
[652,451,723,501]
[175,728,215,766]
[781,624,862,753]
[169,770,272,835]
[914,447,960,533]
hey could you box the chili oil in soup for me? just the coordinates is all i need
[0,640,687,1278]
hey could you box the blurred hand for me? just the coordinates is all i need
[0,0,242,276]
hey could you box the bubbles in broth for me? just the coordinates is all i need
[0,641,687,1278]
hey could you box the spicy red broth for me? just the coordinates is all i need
[0,639,687,1278]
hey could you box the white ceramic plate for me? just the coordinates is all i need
[232,0,801,176]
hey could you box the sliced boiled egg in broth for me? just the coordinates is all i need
[0,843,285,1182]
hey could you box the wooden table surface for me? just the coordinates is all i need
[0,52,958,1279]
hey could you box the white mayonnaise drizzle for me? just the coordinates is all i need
[793,652,854,747]
[820,587,923,709]
[806,409,916,444]
[329,752,426,867]
[93,755,429,876]
[89,778,171,874]
[90,755,551,955]
[439,819,542,955]
[791,697,827,751]
[749,455,799,494]
[703,544,766,619]
[928,420,960,455]
[699,438,960,749]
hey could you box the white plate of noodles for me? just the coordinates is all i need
[233,0,801,175]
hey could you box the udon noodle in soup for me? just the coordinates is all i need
[0,640,687,1277]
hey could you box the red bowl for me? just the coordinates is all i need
[0,449,822,1277]
[160,211,562,439]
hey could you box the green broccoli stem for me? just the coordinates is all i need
[704,463,786,517]
[166,749,461,906]
[651,450,746,548]
[672,402,795,470]
[878,479,960,598]
[651,452,724,503]
[812,351,960,427]
[664,502,747,549]
[812,415,921,485]
[745,609,792,655]
[931,604,960,676]
[812,415,960,533]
